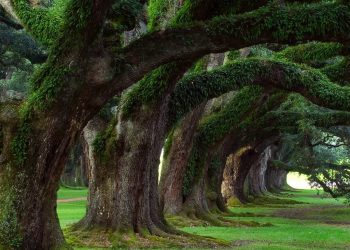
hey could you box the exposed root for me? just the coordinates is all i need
[246,194,305,207]
[64,226,230,249]
[166,209,270,228]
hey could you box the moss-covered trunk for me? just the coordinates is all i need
[221,147,259,203]
[81,104,171,233]
[0,172,65,250]
[181,148,228,224]
[111,105,169,233]
[78,116,110,227]
[181,158,212,221]
[78,67,192,233]
[0,108,88,249]
[159,105,205,215]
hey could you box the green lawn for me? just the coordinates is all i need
[57,188,350,249]
[183,190,350,250]
[57,187,87,227]
[57,187,88,199]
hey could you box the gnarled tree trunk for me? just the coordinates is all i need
[265,166,288,192]
[78,64,190,233]
[221,146,259,203]
[159,104,206,215]
[247,146,273,197]
[0,108,92,250]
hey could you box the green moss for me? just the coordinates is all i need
[172,57,350,124]
[227,197,242,207]
[320,57,350,85]
[276,42,343,65]
[92,117,118,162]
[123,0,217,118]
[147,0,172,30]
[249,196,304,205]
[182,143,204,197]
[0,169,23,249]
[12,0,69,47]
[120,63,176,116]
[0,196,22,249]
[182,86,264,196]
[207,3,350,43]
[197,86,263,146]
[10,0,96,166]
[163,128,175,159]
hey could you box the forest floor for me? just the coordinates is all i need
[57,188,350,249]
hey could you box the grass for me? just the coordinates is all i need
[57,188,350,249]
[57,187,88,199]
[183,190,350,250]
[57,187,87,228]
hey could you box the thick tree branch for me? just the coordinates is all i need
[100,3,350,98]
[169,58,350,121]
[0,22,46,63]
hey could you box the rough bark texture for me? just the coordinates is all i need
[181,146,230,223]
[265,166,288,192]
[159,104,206,215]
[79,99,174,234]
[0,1,349,249]
[79,58,191,232]
[78,116,109,227]
[79,0,222,233]
[0,3,113,248]
[221,147,259,203]
[247,146,273,197]
[181,153,212,220]
[159,53,227,218]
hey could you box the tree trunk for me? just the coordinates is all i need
[77,116,110,227]
[0,112,85,250]
[181,155,212,221]
[159,104,205,215]
[265,166,288,192]
[248,146,274,197]
[221,147,258,203]
[79,69,190,233]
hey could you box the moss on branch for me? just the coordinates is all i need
[170,58,350,123]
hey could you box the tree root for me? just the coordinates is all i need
[64,226,230,249]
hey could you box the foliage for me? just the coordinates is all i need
[272,126,350,201]
[171,57,350,124]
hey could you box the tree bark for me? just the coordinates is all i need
[247,146,274,197]
[0,117,83,249]
[221,147,259,203]
[265,166,288,192]
[77,116,110,227]
[78,58,192,234]
[159,104,206,215]
[181,152,213,221]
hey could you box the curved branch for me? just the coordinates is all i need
[170,58,350,121]
[0,22,46,63]
[101,3,350,96]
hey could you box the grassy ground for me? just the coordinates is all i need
[57,187,87,227]
[57,188,350,249]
